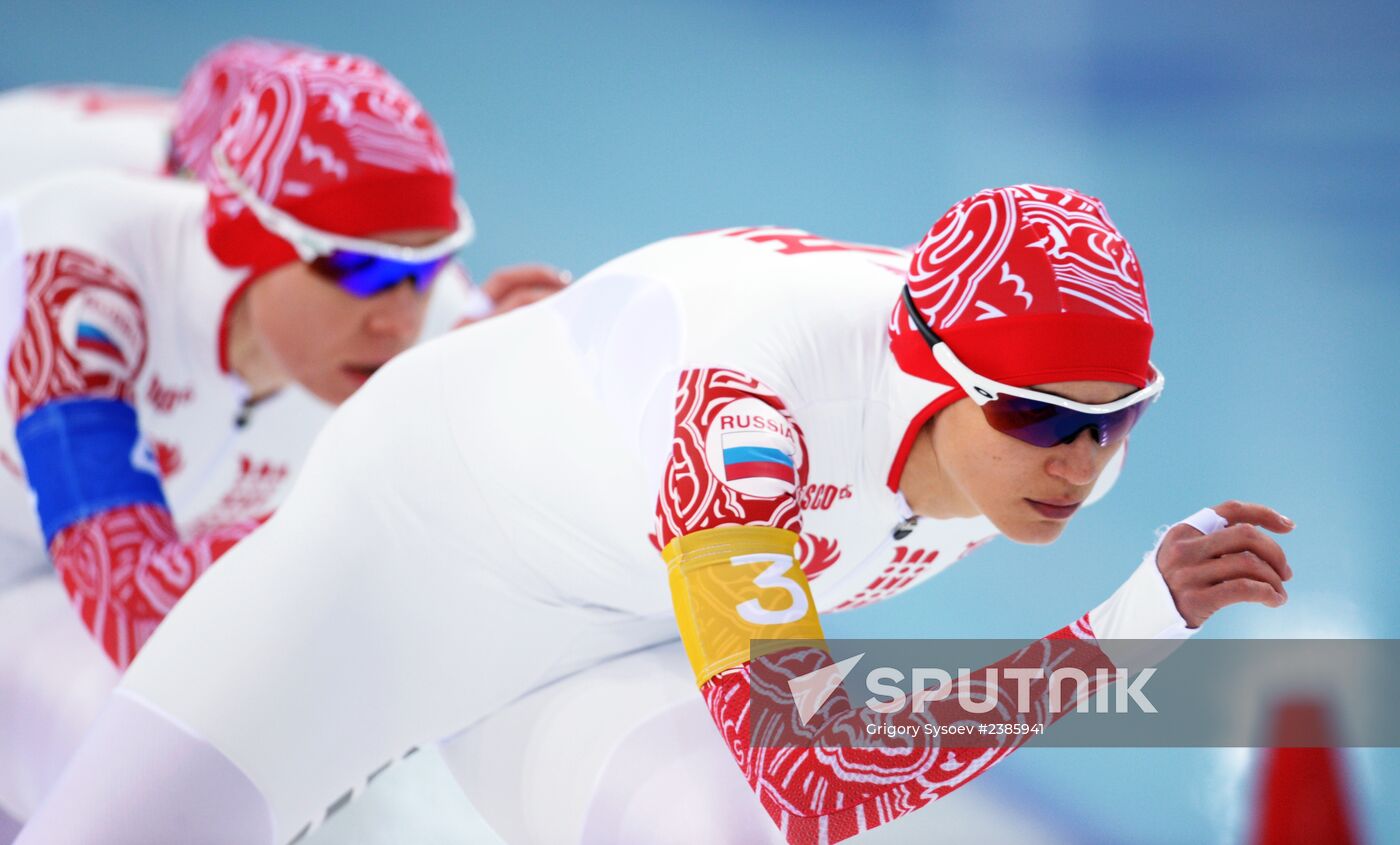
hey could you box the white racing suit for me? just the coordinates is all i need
[0,85,174,196]
[17,227,1189,844]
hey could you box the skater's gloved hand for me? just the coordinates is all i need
[1156,500,1295,628]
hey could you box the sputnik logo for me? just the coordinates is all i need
[788,652,864,725]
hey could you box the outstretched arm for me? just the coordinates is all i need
[654,368,1292,844]
[8,248,260,668]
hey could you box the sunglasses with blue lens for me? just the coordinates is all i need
[213,146,474,298]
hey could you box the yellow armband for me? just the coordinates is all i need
[661,524,825,686]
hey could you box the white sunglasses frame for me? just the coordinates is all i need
[901,287,1165,414]
[934,342,1165,412]
[211,145,475,264]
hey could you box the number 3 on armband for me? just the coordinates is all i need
[732,552,809,624]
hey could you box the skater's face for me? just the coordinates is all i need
[245,228,444,404]
[901,380,1138,545]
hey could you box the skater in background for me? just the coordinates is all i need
[0,46,561,836]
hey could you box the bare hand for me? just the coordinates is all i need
[1157,500,1295,628]
[482,264,569,314]
[454,265,570,329]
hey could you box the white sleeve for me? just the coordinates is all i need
[1088,508,1229,669]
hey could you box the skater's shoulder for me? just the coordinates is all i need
[10,170,200,229]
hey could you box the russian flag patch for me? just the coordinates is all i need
[75,322,127,365]
[59,287,145,380]
[703,395,802,499]
[722,431,795,485]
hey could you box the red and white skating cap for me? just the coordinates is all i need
[889,184,1155,408]
[201,49,458,280]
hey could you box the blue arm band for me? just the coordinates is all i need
[15,397,169,545]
